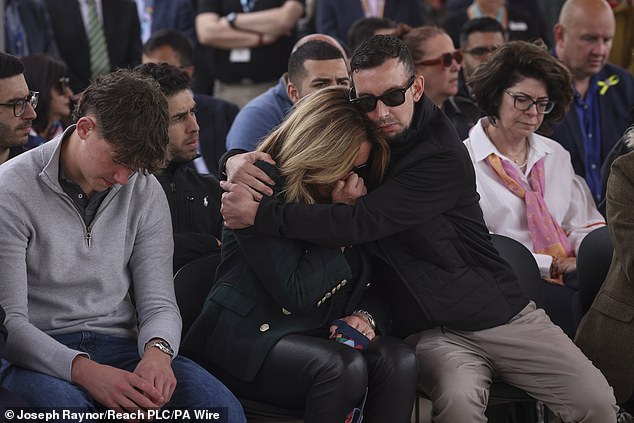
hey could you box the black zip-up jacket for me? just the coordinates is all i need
[156,161,222,273]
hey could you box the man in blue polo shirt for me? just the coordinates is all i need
[551,0,634,207]
[225,36,349,152]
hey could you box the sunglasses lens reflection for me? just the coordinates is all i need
[357,98,377,113]
[355,90,406,113]
[382,90,406,107]
[441,51,462,67]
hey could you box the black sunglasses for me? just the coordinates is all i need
[58,76,70,93]
[0,91,39,117]
[463,45,499,57]
[415,50,463,68]
[350,76,416,113]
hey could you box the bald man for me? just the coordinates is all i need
[551,0,634,208]
[225,35,349,151]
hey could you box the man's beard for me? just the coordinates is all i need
[385,125,412,144]
[0,121,29,148]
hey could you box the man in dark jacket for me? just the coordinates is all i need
[551,0,634,206]
[142,29,239,177]
[135,63,222,273]
[220,35,619,422]
[44,0,142,93]
[4,0,60,57]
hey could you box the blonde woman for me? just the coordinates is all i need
[185,86,417,423]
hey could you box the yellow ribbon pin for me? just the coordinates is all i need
[597,74,620,95]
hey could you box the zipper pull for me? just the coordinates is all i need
[86,230,92,247]
[170,182,176,192]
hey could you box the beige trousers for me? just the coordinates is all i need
[407,302,618,423]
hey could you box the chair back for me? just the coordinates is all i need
[173,253,222,339]
[174,253,305,421]
[576,226,613,316]
[490,234,545,307]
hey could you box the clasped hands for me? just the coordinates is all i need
[329,314,376,341]
[71,347,175,422]
[220,152,366,229]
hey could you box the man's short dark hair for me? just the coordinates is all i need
[134,62,191,97]
[287,40,345,87]
[347,17,397,53]
[143,29,194,68]
[0,53,24,79]
[73,69,169,173]
[459,17,506,48]
[350,35,414,77]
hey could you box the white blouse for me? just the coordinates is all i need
[464,119,605,277]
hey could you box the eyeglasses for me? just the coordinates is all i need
[58,76,70,93]
[463,45,499,57]
[415,50,463,68]
[350,76,415,113]
[505,90,555,114]
[0,91,39,117]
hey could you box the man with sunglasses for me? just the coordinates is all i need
[220,35,619,422]
[0,53,38,166]
[444,17,506,140]
[460,17,506,88]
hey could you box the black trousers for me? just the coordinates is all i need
[543,271,580,338]
[206,334,417,423]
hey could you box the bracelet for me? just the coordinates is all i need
[257,33,264,47]
[353,310,376,331]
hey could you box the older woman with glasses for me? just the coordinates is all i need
[402,26,462,110]
[463,40,605,337]
[21,54,74,149]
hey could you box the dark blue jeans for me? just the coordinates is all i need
[1,332,245,423]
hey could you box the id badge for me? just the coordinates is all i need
[229,48,251,63]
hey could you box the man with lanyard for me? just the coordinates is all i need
[551,0,634,207]
[195,0,304,108]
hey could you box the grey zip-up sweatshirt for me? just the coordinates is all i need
[0,127,181,382]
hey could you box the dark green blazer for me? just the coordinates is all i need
[184,226,373,382]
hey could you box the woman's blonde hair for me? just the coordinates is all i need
[257,86,390,204]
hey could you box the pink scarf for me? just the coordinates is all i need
[487,154,573,285]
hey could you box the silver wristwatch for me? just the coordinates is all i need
[146,339,174,358]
